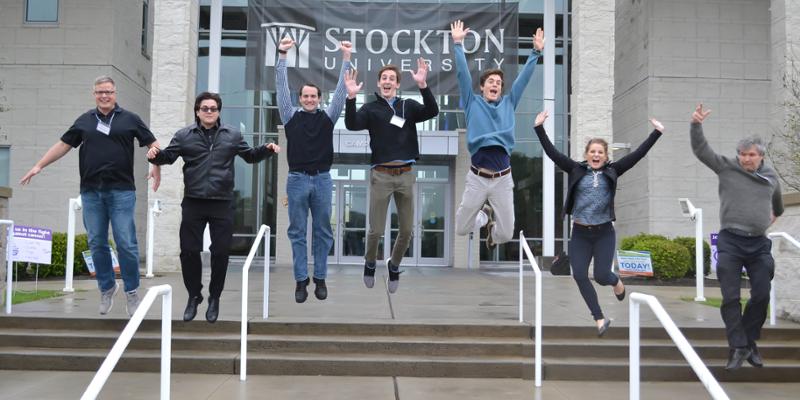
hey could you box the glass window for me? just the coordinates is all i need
[141,0,150,55]
[25,0,58,23]
[0,147,9,187]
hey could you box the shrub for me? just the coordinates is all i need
[619,233,670,251]
[672,236,711,277]
[630,238,691,280]
[12,232,90,279]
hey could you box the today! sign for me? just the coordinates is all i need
[617,250,654,277]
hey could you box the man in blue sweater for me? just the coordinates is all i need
[276,37,351,303]
[690,104,784,371]
[450,20,544,250]
[344,59,439,293]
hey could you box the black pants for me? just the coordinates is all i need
[180,197,235,299]
[569,222,619,321]
[716,229,774,348]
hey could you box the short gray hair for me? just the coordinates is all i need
[736,136,765,155]
[93,75,115,88]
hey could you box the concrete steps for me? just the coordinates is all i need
[1,316,799,381]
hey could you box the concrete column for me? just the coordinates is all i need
[275,126,291,266]
[570,0,615,158]
[149,0,199,271]
[452,129,478,269]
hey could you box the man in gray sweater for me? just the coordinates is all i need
[690,104,784,371]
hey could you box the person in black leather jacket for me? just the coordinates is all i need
[534,109,663,337]
[148,92,280,323]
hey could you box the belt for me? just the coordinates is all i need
[573,221,612,230]
[290,169,328,176]
[374,165,412,176]
[470,165,511,179]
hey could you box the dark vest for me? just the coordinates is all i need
[285,110,334,172]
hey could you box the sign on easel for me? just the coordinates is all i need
[81,249,120,277]
[617,250,654,277]
[11,225,52,265]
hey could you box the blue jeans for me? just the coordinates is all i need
[286,172,333,281]
[81,189,140,292]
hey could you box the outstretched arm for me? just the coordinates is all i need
[19,141,72,185]
[325,41,352,123]
[688,103,725,173]
[344,69,368,131]
[450,20,474,105]
[276,37,296,125]
[612,118,664,175]
[410,57,439,122]
[533,110,579,172]
[510,28,544,107]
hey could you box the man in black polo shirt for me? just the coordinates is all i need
[20,75,161,318]
[344,61,439,293]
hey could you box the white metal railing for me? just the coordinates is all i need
[629,292,728,400]
[1,220,14,314]
[767,231,800,326]
[81,284,173,400]
[145,199,163,278]
[678,198,705,301]
[64,196,82,292]
[518,231,542,387]
[240,224,271,381]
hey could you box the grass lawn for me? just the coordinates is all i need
[12,289,67,305]
[680,296,749,308]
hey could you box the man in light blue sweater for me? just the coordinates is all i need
[450,20,544,249]
[690,104,784,371]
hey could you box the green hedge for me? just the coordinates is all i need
[672,236,711,278]
[619,233,691,280]
[12,233,90,279]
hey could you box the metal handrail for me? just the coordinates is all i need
[767,231,800,326]
[240,224,270,381]
[145,199,163,278]
[81,284,173,400]
[629,292,728,400]
[1,220,14,314]
[64,196,81,292]
[518,231,542,387]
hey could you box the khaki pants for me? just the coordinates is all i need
[454,170,515,244]
[365,169,415,266]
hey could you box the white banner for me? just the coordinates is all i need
[11,225,52,265]
[617,250,653,277]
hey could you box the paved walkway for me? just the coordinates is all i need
[3,263,800,399]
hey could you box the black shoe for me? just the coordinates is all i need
[615,282,626,301]
[363,261,376,289]
[747,343,764,368]
[387,260,401,294]
[295,277,310,303]
[597,319,611,337]
[205,297,219,323]
[725,347,752,371]
[183,296,203,322]
[313,277,328,300]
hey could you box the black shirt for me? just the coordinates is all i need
[60,104,156,192]
[285,110,334,173]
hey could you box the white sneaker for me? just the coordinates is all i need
[99,282,119,315]
[125,290,141,317]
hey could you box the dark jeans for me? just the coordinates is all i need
[569,222,619,321]
[179,197,235,299]
[716,229,774,348]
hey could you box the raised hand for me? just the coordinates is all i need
[535,110,549,127]
[450,20,470,43]
[533,28,545,52]
[691,103,711,124]
[265,142,281,153]
[340,40,352,61]
[279,37,294,53]
[410,57,429,88]
[345,69,363,99]
[649,118,665,132]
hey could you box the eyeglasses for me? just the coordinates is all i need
[199,107,219,113]
[94,90,116,96]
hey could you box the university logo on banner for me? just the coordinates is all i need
[617,250,654,277]
[246,0,520,94]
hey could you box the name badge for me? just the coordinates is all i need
[390,115,406,128]
[96,121,111,135]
